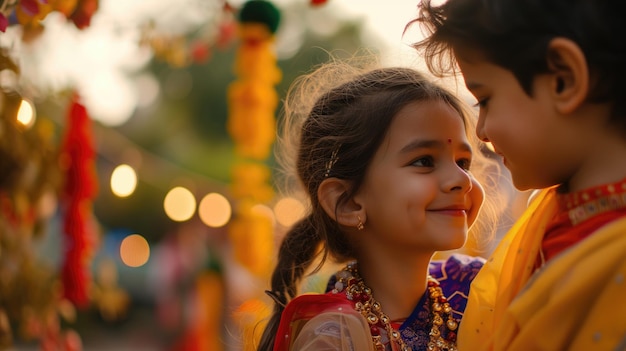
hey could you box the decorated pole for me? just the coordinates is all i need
[226,1,281,349]
[226,0,280,280]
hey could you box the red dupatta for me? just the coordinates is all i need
[273,293,354,351]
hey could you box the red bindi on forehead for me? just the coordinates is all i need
[447,138,452,144]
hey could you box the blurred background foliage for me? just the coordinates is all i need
[95,15,371,242]
[0,0,388,350]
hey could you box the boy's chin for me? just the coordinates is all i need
[509,171,543,192]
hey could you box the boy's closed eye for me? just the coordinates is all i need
[473,98,489,109]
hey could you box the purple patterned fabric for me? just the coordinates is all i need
[325,254,485,350]
[399,254,485,350]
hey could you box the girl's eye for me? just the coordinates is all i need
[457,158,472,171]
[412,156,434,168]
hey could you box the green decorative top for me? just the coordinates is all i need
[238,0,281,34]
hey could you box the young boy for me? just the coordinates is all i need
[409,0,626,350]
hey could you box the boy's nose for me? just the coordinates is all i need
[476,115,490,142]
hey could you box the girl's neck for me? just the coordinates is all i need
[355,252,432,320]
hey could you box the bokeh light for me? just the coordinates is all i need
[198,192,231,228]
[37,189,57,219]
[110,164,138,197]
[273,197,306,227]
[119,234,150,267]
[16,99,35,128]
[163,186,196,222]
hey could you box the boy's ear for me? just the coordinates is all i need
[546,37,589,114]
[317,178,364,228]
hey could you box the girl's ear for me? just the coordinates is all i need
[546,37,589,114]
[317,178,364,228]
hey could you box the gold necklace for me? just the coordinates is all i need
[332,262,458,351]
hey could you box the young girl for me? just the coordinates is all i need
[256,60,499,351]
[410,0,626,350]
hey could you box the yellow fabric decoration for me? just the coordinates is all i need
[458,187,626,350]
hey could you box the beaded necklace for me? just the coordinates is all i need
[332,262,458,351]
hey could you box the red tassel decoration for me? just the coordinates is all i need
[59,94,98,309]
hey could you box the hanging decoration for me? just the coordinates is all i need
[226,1,280,348]
[0,0,99,35]
[226,0,280,277]
[59,93,98,309]
[0,50,83,350]
[140,2,237,67]
[227,0,281,160]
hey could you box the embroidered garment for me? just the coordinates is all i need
[273,254,484,351]
[538,177,626,267]
[458,186,626,351]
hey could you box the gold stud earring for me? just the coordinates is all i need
[357,216,364,231]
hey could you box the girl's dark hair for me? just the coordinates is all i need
[256,57,501,350]
[408,0,626,132]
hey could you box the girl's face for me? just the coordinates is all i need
[354,100,484,253]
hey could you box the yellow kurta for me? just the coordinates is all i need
[458,188,626,350]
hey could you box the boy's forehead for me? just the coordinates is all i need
[453,45,490,67]
[455,56,489,84]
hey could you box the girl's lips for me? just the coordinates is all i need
[430,209,467,216]
[429,205,468,216]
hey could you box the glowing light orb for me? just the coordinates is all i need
[16,99,35,128]
[273,197,306,227]
[198,192,232,228]
[120,234,150,267]
[110,164,137,197]
[164,186,196,222]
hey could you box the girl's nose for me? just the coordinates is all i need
[443,164,472,193]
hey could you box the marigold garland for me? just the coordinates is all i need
[226,2,280,348]
[226,21,281,160]
[226,0,280,277]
